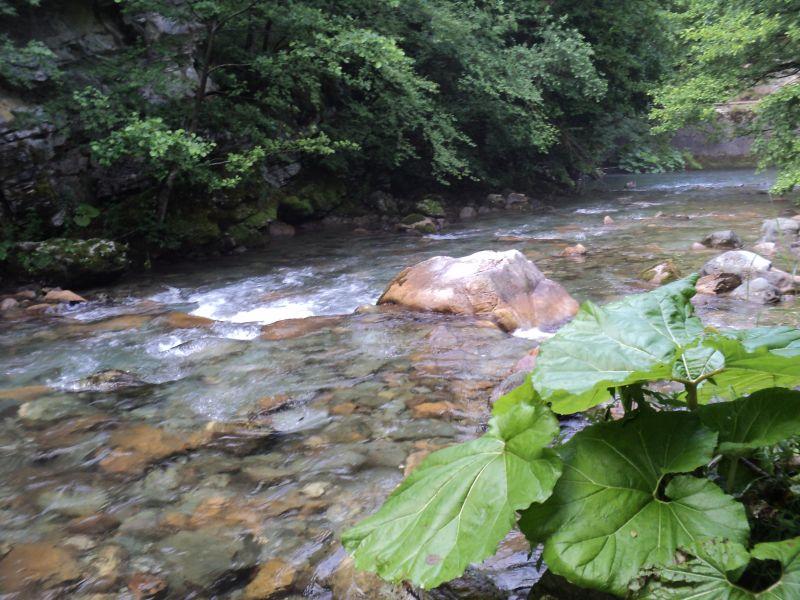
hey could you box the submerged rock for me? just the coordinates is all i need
[0,542,81,593]
[701,229,742,249]
[560,244,587,257]
[4,238,129,287]
[260,315,345,340]
[378,250,578,332]
[243,558,297,599]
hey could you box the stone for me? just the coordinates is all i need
[640,260,681,285]
[260,315,345,340]
[256,393,292,413]
[690,242,707,251]
[701,230,743,249]
[505,192,529,207]
[76,369,146,391]
[399,214,437,235]
[695,273,742,295]
[0,297,19,311]
[269,221,296,236]
[243,559,297,599]
[459,205,477,220]
[44,289,87,303]
[729,277,781,304]
[0,384,52,403]
[378,250,578,332]
[0,542,80,593]
[160,311,215,329]
[411,401,457,419]
[760,217,800,243]
[700,250,772,278]
[26,303,52,314]
[37,484,109,517]
[128,572,168,599]
[331,402,357,416]
[301,482,328,498]
[753,241,777,256]
[603,215,615,225]
[5,238,129,287]
[415,197,446,218]
[99,424,206,475]
[66,513,121,535]
[560,243,587,257]
[485,194,506,209]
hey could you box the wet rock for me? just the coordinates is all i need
[528,570,616,599]
[327,554,414,599]
[157,528,259,591]
[512,347,539,374]
[128,572,168,599]
[4,238,129,287]
[0,542,81,593]
[690,242,707,251]
[19,396,89,422]
[485,194,506,209]
[243,558,297,599]
[640,260,681,285]
[86,314,153,332]
[86,544,127,590]
[760,217,800,243]
[0,384,52,403]
[559,244,587,257]
[603,215,614,225]
[729,277,781,304]
[0,297,19,311]
[75,369,147,391]
[700,250,772,277]
[378,250,578,332]
[331,402,357,416]
[256,393,292,413]
[411,401,457,419]
[66,513,121,535]
[202,421,276,457]
[415,197,446,218]
[44,289,87,303]
[301,482,328,498]
[26,302,53,315]
[701,230,742,249]
[160,311,215,329]
[695,273,742,295]
[37,484,109,517]
[505,192,529,208]
[753,241,777,256]
[459,206,477,220]
[260,315,345,340]
[399,214,437,235]
[269,221,296,236]
[424,567,506,599]
[99,424,207,475]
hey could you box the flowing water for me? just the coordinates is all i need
[1,169,799,598]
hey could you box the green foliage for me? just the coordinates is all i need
[342,400,561,589]
[635,537,800,599]
[521,411,749,596]
[345,278,800,597]
[72,203,100,228]
[653,0,800,193]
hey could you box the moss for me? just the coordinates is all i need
[6,238,129,286]
[415,197,446,217]
[401,213,426,225]
[166,211,220,247]
[412,221,437,234]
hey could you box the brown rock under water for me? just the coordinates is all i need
[260,315,345,340]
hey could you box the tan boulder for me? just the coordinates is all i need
[44,289,87,303]
[0,542,80,593]
[99,424,207,475]
[160,311,215,329]
[244,559,297,599]
[378,250,578,333]
[260,315,345,340]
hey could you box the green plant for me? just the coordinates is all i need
[342,276,800,597]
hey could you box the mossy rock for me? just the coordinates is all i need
[415,197,446,218]
[401,213,427,226]
[640,260,681,285]
[4,238,129,287]
[412,221,437,234]
[165,211,221,248]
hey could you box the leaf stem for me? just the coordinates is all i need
[726,458,739,493]
[685,383,698,411]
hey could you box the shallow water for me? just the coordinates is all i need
[1,169,799,598]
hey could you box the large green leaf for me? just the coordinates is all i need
[698,388,800,454]
[697,335,800,403]
[341,400,562,589]
[520,411,749,596]
[531,276,702,414]
[635,537,800,599]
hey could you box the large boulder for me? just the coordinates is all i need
[378,250,579,332]
[3,238,129,287]
[701,230,742,249]
[760,217,800,243]
[700,250,799,296]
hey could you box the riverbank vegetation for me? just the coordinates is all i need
[3,0,674,264]
[345,277,800,598]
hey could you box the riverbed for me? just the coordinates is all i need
[1,169,798,598]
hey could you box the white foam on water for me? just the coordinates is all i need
[226,302,315,324]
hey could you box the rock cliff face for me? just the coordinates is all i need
[0,1,199,221]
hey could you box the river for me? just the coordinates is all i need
[0,169,798,598]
